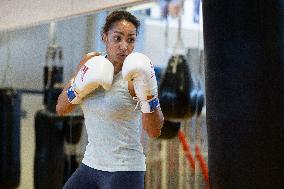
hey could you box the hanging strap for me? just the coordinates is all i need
[172,0,185,55]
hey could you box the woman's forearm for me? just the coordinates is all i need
[56,82,77,116]
[142,107,164,138]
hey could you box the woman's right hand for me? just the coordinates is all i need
[67,55,114,104]
[56,51,101,116]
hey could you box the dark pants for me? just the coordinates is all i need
[62,163,145,189]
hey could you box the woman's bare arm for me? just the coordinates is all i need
[142,107,164,138]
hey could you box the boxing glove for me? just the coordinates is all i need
[122,52,160,113]
[67,56,114,104]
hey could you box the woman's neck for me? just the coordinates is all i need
[107,56,123,75]
[114,64,122,75]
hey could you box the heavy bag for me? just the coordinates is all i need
[34,110,64,189]
[63,117,84,144]
[43,65,63,113]
[0,88,21,189]
[62,154,79,185]
[62,115,83,185]
[204,0,284,188]
[158,120,181,139]
[159,54,195,119]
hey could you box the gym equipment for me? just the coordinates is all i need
[43,45,64,113]
[159,2,201,120]
[62,154,78,185]
[35,28,84,188]
[43,22,63,112]
[177,130,195,171]
[34,110,83,189]
[204,0,284,188]
[68,55,114,104]
[186,49,205,117]
[158,120,181,139]
[159,54,196,119]
[62,118,83,185]
[63,118,83,144]
[178,130,209,186]
[34,110,64,189]
[195,144,209,184]
[0,88,21,189]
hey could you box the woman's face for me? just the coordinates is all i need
[103,20,137,69]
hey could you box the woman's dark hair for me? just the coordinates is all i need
[101,10,140,37]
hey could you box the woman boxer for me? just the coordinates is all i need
[56,10,164,189]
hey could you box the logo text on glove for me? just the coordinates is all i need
[80,65,89,82]
[150,61,155,78]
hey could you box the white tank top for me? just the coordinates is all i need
[81,72,146,172]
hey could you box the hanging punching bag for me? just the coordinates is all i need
[158,120,181,139]
[186,48,205,117]
[63,117,83,144]
[44,46,64,113]
[0,88,21,189]
[62,154,78,185]
[62,115,83,186]
[159,54,196,119]
[34,110,64,189]
[203,0,284,188]
[43,65,63,113]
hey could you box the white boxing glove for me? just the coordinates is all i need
[67,56,114,104]
[122,52,160,113]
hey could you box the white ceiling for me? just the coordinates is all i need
[0,0,152,32]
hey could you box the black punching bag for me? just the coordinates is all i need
[159,55,196,119]
[158,120,181,139]
[62,116,83,185]
[43,65,63,113]
[62,154,78,185]
[203,0,284,188]
[34,110,64,189]
[0,89,21,189]
[63,118,83,144]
